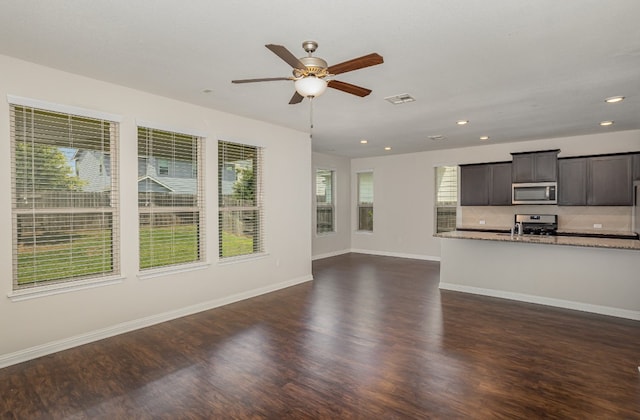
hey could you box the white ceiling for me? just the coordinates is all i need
[1,0,639,158]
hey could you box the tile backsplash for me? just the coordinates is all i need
[460,205,632,233]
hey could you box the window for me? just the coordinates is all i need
[316,169,335,234]
[357,171,374,231]
[157,158,169,176]
[435,166,458,233]
[218,140,264,258]
[138,127,204,270]
[10,104,119,289]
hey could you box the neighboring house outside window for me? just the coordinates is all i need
[218,140,264,258]
[137,127,204,270]
[435,166,458,233]
[158,159,169,176]
[10,103,120,290]
[316,169,335,234]
[357,171,374,231]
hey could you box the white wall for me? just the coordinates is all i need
[0,55,312,365]
[349,130,640,260]
[311,152,351,259]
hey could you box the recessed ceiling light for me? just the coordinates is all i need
[360,139,368,144]
[384,146,392,151]
[480,136,490,140]
[456,120,469,125]
[600,120,614,126]
[604,96,624,103]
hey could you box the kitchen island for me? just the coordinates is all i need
[436,230,640,320]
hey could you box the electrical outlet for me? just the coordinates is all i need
[593,223,602,229]
[479,220,486,225]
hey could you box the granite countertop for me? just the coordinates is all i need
[435,229,640,251]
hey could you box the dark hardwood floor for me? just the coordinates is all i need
[2,253,639,419]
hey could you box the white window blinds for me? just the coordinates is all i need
[316,169,335,234]
[357,171,373,231]
[138,127,204,270]
[218,140,264,258]
[10,105,119,289]
[435,166,458,233]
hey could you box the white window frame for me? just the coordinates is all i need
[316,168,336,235]
[218,140,265,261]
[137,126,206,274]
[434,165,459,233]
[8,96,123,299]
[356,170,374,232]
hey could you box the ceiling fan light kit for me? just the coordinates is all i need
[231,41,383,104]
[294,76,327,98]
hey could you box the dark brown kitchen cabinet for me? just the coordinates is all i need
[558,158,587,205]
[460,164,489,205]
[511,150,559,183]
[588,155,632,205]
[558,154,632,206]
[633,154,640,181]
[460,162,512,206]
[489,162,513,205]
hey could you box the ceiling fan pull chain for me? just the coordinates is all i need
[309,96,314,139]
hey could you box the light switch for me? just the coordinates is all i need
[593,223,602,229]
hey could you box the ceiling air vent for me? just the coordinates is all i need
[384,93,415,104]
[428,135,446,141]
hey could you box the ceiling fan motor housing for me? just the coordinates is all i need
[293,56,329,78]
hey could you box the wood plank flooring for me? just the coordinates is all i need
[1,253,639,418]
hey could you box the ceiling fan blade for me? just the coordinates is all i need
[328,53,384,75]
[232,77,291,84]
[289,91,304,104]
[327,80,372,97]
[266,44,306,70]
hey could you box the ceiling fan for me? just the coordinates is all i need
[231,41,384,104]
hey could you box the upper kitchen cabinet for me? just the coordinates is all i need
[588,154,632,206]
[558,158,587,205]
[460,162,512,206]
[558,154,633,206]
[511,150,559,183]
[460,164,489,206]
[489,162,513,205]
[633,153,640,180]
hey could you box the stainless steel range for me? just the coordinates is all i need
[514,214,558,236]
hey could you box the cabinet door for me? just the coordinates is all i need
[512,155,534,183]
[534,151,558,182]
[489,163,512,205]
[512,152,558,182]
[633,154,640,181]
[588,155,632,205]
[460,164,489,206]
[558,158,587,206]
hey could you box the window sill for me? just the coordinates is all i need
[218,252,269,266]
[7,275,124,302]
[316,231,337,237]
[355,230,374,235]
[137,262,210,280]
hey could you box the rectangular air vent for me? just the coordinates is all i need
[384,93,415,104]
[428,135,446,141]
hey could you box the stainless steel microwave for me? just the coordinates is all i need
[512,182,557,205]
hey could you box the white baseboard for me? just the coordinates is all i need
[0,274,313,369]
[311,249,351,261]
[350,249,441,262]
[439,282,640,321]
